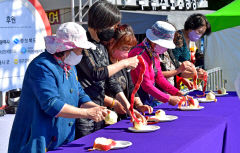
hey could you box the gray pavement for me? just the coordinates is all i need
[0,115,15,153]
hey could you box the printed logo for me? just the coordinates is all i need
[13,38,19,44]
[21,47,27,54]
[14,59,18,64]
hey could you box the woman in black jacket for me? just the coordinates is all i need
[75,1,144,139]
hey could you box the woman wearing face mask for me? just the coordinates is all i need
[8,22,109,153]
[172,13,211,63]
[105,24,153,118]
[129,21,184,107]
[171,14,211,87]
[160,32,203,89]
[75,1,144,139]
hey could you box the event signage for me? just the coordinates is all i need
[46,9,61,25]
[149,0,208,10]
[109,0,208,10]
[0,0,51,92]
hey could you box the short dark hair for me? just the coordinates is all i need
[184,13,211,36]
[88,0,121,30]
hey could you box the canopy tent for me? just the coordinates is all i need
[205,0,240,91]
[206,0,240,32]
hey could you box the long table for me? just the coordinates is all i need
[49,92,240,153]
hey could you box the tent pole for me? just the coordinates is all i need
[71,0,75,22]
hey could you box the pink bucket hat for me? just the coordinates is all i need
[45,22,96,54]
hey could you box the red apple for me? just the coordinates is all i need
[93,137,116,151]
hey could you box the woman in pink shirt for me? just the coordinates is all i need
[129,21,188,107]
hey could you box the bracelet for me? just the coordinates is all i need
[110,98,115,108]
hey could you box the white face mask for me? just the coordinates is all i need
[64,51,83,66]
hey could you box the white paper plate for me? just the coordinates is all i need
[197,98,214,103]
[178,106,204,111]
[111,141,132,149]
[215,93,228,96]
[128,125,160,133]
[148,115,178,122]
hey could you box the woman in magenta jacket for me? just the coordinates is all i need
[129,21,190,107]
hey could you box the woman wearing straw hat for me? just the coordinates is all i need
[8,22,109,153]
[129,21,189,107]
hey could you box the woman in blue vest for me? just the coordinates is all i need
[8,22,108,153]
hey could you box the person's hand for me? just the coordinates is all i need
[136,105,153,115]
[175,90,185,96]
[197,68,207,80]
[178,61,195,73]
[87,106,108,122]
[134,109,146,123]
[183,78,194,90]
[129,109,146,123]
[122,56,139,70]
[169,96,182,106]
[113,101,127,115]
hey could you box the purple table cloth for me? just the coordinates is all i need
[49,92,240,153]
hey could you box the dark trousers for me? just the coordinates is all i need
[75,97,105,139]
[75,118,104,139]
